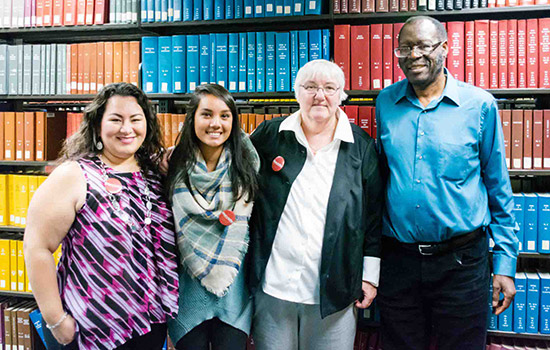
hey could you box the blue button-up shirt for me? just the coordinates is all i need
[376,71,519,277]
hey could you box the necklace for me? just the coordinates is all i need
[97,155,152,231]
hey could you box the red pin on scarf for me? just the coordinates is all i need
[219,210,236,226]
[272,156,285,172]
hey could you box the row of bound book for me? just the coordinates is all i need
[488,336,550,350]
[1,298,43,350]
[0,0,112,29]
[141,0,324,22]
[141,30,330,94]
[333,0,548,14]
[343,105,377,138]
[0,174,47,228]
[511,193,550,254]
[0,41,140,96]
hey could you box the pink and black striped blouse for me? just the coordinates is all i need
[56,156,179,350]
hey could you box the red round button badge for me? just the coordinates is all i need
[272,156,285,172]
[104,178,123,194]
[219,210,236,226]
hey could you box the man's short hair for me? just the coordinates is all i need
[399,16,448,43]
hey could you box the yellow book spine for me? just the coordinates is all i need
[0,239,10,291]
[8,175,15,226]
[16,241,24,292]
[28,175,38,208]
[18,176,28,228]
[38,175,47,188]
[0,175,7,226]
[9,240,17,291]
[53,245,62,266]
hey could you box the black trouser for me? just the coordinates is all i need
[377,233,490,350]
[42,319,167,350]
[175,318,247,350]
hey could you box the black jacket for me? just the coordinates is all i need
[248,114,384,318]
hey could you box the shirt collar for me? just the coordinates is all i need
[279,109,355,144]
[395,68,461,107]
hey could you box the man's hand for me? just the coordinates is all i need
[492,274,516,315]
[355,281,377,309]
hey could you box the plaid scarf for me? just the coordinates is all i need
[172,136,259,297]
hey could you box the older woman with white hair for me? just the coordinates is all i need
[247,59,384,350]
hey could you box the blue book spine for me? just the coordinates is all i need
[142,0,148,22]
[29,309,46,346]
[155,0,162,20]
[174,0,183,20]
[168,0,174,20]
[524,193,538,253]
[215,0,224,19]
[276,32,290,92]
[172,35,186,93]
[254,0,264,16]
[141,37,159,93]
[513,193,525,252]
[158,36,173,93]
[234,0,243,18]
[204,0,214,19]
[187,35,200,92]
[147,0,155,22]
[265,0,275,16]
[183,0,193,19]
[210,33,217,83]
[216,33,228,88]
[247,32,256,92]
[526,272,540,333]
[540,272,550,334]
[488,279,497,330]
[265,32,276,92]
[514,272,527,333]
[199,34,210,85]
[194,0,202,20]
[539,193,550,253]
[309,29,322,61]
[226,0,234,18]
[293,0,304,15]
[283,0,292,15]
[274,0,284,15]
[256,32,265,92]
[244,0,254,17]
[304,0,321,14]
[322,29,330,60]
[298,30,308,70]
[497,292,513,332]
[228,33,239,92]
[290,31,298,91]
[238,33,247,91]
[161,0,169,20]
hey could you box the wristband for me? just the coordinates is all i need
[46,311,68,330]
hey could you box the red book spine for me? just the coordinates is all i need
[544,110,550,168]
[371,107,377,139]
[521,0,535,4]
[334,0,341,13]
[409,0,417,10]
[518,20,527,88]
[382,23,393,89]
[350,0,361,12]
[393,22,405,83]
[508,20,518,89]
[36,0,44,26]
[511,109,524,169]
[475,20,489,89]
[539,18,550,88]
[534,110,543,169]
[43,0,53,26]
[85,0,94,24]
[375,0,389,11]
[345,105,358,125]
[498,20,508,89]
[65,0,76,25]
[527,19,538,88]
[76,0,86,25]
[370,24,383,90]
[341,0,348,12]
[389,0,399,11]
[399,0,408,10]
[524,110,533,169]
[52,0,63,26]
[447,21,464,82]
[465,21,475,86]
[361,0,375,11]
[502,110,511,169]
[489,20,499,89]
[358,106,371,136]
[334,25,351,91]
[351,25,370,90]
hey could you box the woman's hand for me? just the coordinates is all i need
[51,314,77,346]
[355,281,377,309]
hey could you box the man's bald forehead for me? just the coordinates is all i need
[398,16,447,44]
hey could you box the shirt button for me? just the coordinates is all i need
[416,205,420,208]
[419,156,423,160]
[420,132,425,136]
[416,179,421,183]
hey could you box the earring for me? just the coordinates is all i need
[96,140,103,150]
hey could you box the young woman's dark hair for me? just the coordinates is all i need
[166,83,258,202]
[59,82,164,174]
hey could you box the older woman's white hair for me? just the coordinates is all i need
[293,59,349,102]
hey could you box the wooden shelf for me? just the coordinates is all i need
[0,226,24,233]
[0,161,51,167]
[0,290,34,299]
[519,252,550,259]
[488,330,550,340]
[509,170,550,177]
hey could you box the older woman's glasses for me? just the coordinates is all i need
[300,84,340,96]
[394,41,446,58]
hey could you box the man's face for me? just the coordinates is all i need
[398,21,448,89]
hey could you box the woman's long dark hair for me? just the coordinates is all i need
[59,82,164,174]
[166,84,258,202]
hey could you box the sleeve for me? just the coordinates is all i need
[479,98,519,277]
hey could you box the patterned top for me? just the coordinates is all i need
[56,156,179,350]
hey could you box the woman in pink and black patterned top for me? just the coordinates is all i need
[24,83,179,350]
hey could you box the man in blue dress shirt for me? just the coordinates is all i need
[375,16,519,350]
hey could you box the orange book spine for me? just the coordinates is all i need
[97,42,105,91]
[83,43,91,94]
[113,42,122,83]
[90,42,98,94]
[64,0,77,25]
[77,43,85,94]
[36,0,45,26]
[164,114,172,147]
[52,0,63,26]
[70,44,78,94]
[129,41,140,86]
[104,42,114,85]
[43,0,53,26]
[171,114,180,147]
[23,112,34,161]
[15,113,24,161]
[4,113,15,161]
[122,42,130,84]
[0,113,4,161]
[66,44,72,93]
[76,0,86,25]
[85,0,94,24]
[35,112,46,161]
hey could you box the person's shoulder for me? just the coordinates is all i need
[378,79,407,100]
[454,79,495,103]
[350,123,375,145]
[251,115,289,139]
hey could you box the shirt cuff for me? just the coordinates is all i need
[492,254,517,277]
[362,256,380,287]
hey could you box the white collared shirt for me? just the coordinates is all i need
[262,110,380,305]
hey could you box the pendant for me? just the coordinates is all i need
[219,210,236,226]
[144,217,152,225]
[104,178,123,194]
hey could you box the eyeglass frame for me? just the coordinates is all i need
[299,84,341,96]
[393,41,447,58]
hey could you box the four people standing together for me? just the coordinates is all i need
[24,14,518,350]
